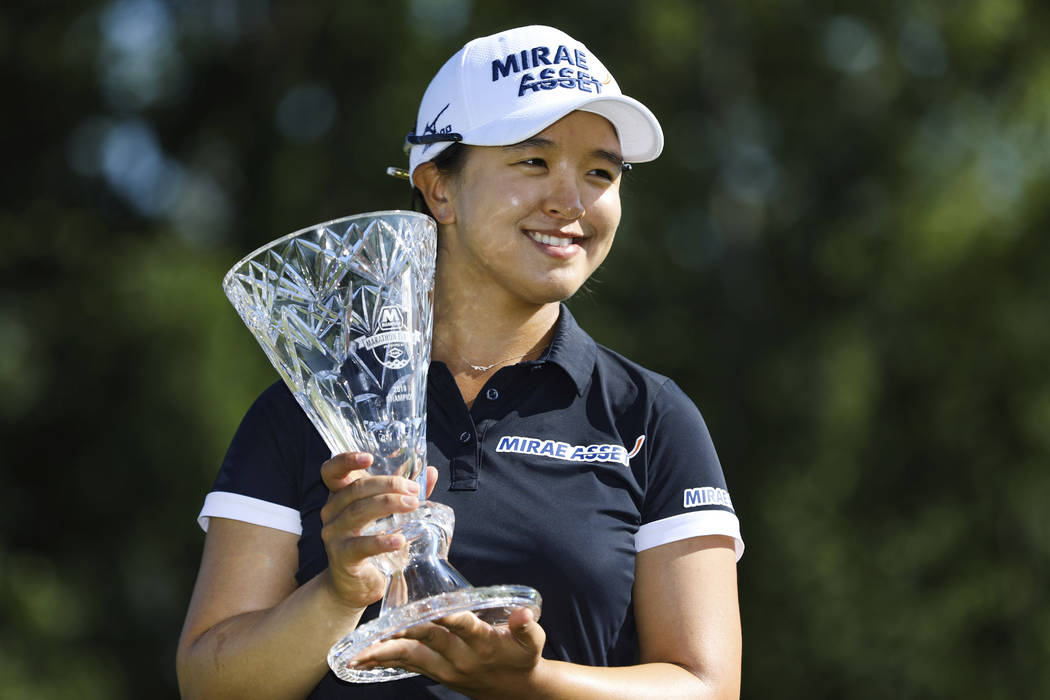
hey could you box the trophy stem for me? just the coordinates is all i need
[329,501,542,683]
[368,502,473,616]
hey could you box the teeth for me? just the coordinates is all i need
[528,231,574,247]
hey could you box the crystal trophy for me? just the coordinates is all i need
[222,211,541,683]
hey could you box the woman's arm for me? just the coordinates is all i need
[176,454,434,699]
[175,518,363,699]
[351,534,741,699]
[631,534,741,697]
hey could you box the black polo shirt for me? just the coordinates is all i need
[199,305,742,698]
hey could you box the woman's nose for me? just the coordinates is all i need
[543,175,584,220]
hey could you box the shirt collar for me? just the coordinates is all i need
[534,304,596,396]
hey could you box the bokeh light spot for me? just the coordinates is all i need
[899,19,948,77]
[274,82,339,143]
[409,0,472,39]
[823,16,883,74]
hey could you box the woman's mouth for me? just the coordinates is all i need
[526,231,577,248]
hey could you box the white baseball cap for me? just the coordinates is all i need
[404,25,664,185]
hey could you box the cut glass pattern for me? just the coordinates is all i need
[223,211,437,479]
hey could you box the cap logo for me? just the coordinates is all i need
[490,45,603,98]
[420,103,453,153]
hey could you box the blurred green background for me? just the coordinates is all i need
[2,1,1048,697]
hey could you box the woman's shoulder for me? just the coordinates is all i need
[248,379,300,413]
[558,306,673,392]
[235,380,314,441]
[591,340,674,391]
[587,340,700,417]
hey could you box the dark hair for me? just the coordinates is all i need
[411,143,469,220]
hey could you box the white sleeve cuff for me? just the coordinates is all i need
[197,491,303,536]
[635,510,744,561]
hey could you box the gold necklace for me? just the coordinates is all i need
[465,355,524,372]
[438,343,541,373]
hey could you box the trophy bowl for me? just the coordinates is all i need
[222,211,541,683]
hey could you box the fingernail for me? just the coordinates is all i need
[385,534,405,549]
[403,479,421,494]
[400,495,418,507]
[355,453,371,466]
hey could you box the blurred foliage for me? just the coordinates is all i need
[2,0,1048,697]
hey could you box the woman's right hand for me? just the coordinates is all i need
[318,452,436,611]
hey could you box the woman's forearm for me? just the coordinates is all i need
[176,571,364,700]
[522,659,738,700]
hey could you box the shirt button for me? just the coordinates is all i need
[459,431,471,443]
[485,388,499,400]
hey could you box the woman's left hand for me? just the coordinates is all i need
[350,607,546,698]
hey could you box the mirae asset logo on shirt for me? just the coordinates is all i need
[496,435,645,467]
[683,487,734,511]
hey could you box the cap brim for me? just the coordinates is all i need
[459,93,664,163]
[577,96,663,163]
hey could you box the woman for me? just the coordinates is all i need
[177,25,743,699]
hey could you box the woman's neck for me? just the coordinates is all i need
[431,281,560,406]
[432,298,559,368]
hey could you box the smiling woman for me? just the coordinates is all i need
[178,24,743,700]
[417,112,623,311]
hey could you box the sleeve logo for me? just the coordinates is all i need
[683,487,734,511]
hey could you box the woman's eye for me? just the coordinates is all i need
[519,158,547,168]
[590,169,615,181]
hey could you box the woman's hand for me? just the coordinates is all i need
[349,606,547,698]
[319,452,438,610]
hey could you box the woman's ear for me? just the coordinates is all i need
[414,162,456,225]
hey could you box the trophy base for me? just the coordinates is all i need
[328,584,541,683]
